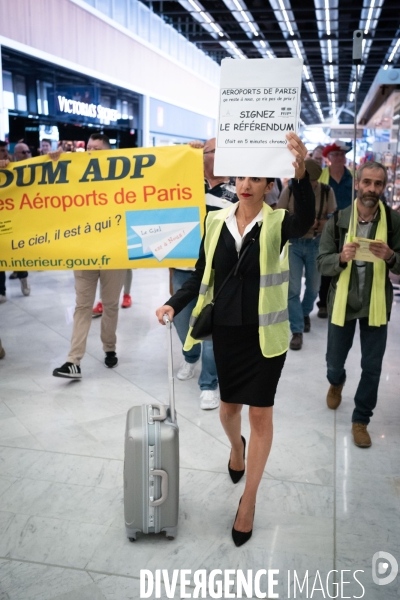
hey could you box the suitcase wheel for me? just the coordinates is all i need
[166,535,175,541]
[128,537,136,543]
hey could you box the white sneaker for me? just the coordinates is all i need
[177,361,196,380]
[0,295,6,303]
[200,390,220,410]
[20,277,30,296]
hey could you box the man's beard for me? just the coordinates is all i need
[359,191,380,208]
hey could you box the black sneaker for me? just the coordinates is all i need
[105,352,118,368]
[304,316,311,333]
[53,362,81,379]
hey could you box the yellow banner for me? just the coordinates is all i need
[0,146,205,270]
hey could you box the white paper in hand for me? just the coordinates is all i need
[214,58,303,179]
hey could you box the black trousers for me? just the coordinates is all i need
[317,275,331,308]
[0,271,28,295]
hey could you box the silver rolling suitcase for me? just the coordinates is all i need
[124,316,179,541]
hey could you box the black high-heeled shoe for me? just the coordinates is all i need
[232,497,255,547]
[228,435,246,484]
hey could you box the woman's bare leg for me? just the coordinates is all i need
[219,401,244,471]
[234,406,273,532]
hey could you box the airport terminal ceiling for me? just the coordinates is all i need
[140,0,400,126]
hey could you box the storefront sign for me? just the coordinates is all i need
[57,96,121,122]
[330,127,364,139]
[0,146,205,270]
[214,57,302,178]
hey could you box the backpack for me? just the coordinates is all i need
[288,182,330,222]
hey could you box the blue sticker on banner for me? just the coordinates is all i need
[125,207,201,261]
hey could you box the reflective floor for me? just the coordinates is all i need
[0,269,399,599]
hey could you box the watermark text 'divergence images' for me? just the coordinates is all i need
[140,553,398,599]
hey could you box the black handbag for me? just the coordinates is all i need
[191,227,261,341]
[191,302,214,341]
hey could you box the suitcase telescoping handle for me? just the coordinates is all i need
[162,314,176,424]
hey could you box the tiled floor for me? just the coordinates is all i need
[0,269,399,599]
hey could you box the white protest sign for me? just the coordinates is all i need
[214,58,303,178]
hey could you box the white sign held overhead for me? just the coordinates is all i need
[214,58,303,178]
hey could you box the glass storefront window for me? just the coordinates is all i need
[96,0,111,17]
[37,81,52,115]
[2,71,15,110]
[128,102,134,122]
[100,94,111,125]
[100,95,111,108]
[14,75,27,112]
[113,0,127,25]
[391,93,400,208]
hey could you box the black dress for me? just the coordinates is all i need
[167,176,315,407]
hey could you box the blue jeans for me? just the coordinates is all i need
[326,317,387,424]
[288,237,321,333]
[172,270,218,391]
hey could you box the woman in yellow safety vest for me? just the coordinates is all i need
[156,133,315,547]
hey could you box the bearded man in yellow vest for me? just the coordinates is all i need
[317,162,400,448]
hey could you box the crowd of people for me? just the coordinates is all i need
[1,132,400,547]
[0,134,133,372]
[154,134,400,545]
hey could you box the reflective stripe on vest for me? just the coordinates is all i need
[184,207,227,336]
[260,271,289,287]
[183,203,289,357]
[259,308,289,326]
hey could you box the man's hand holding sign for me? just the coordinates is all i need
[340,163,396,265]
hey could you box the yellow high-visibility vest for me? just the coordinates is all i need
[319,167,330,184]
[184,204,289,357]
[319,166,354,185]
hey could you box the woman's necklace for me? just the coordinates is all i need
[237,220,251,230]
[236,212,258,232]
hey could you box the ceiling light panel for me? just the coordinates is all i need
[314,0,339,37]
[179,0,245,59]
[179,0,221,40]
[269,0,322,122]
[269,0,297,40]
[221,0,276,59]
[380,26,400,69]
[359,0,384,36]
[388,38,400,63]
[314,0,338,111]
[277,0,295,36]
[346,0,383,102]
